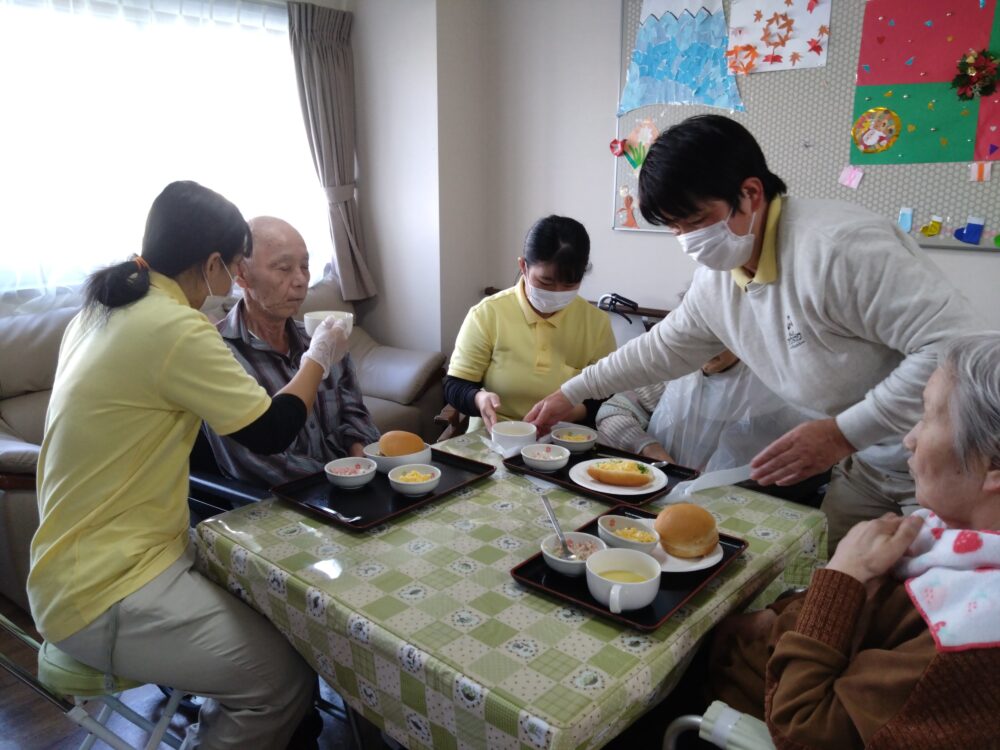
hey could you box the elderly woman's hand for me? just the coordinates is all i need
[827,513,924,585]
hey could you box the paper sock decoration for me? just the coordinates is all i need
[954,216,985,245]
[919,215,943,237]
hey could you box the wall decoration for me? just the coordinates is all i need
[726,0,832,74]
[851,107,902,153]
[618,0,743,114]
[614,0,1000,243]
[852,0,1000,164]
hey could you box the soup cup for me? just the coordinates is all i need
[585,548,661,613]
[491,421,537,453]
[304,310,354,336]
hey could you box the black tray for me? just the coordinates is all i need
[503,444,699,506]
[510,505,747,631]
[270,448,496,530]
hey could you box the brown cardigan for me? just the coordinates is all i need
[711,568,1000,749]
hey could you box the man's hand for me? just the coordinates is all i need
[349,442,366,458]
[474,390,501,433]
[827,513,923,585]
[640,444,674,463]
[524,390,575,435]
[750,418,855,486]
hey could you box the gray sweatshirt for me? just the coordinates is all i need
[563,198,986,475]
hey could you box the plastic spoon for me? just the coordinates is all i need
[538,494,577,561]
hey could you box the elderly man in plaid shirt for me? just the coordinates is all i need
[204,216,379,487]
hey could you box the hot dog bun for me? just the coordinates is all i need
[378,430,425,457]
[654,503,718,558]
[586,459,653,487]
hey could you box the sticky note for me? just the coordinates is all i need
[838,165,864,190]
[969,162,992,182]
[898,207,913,233]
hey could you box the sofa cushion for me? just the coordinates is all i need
[297,278,356,317]
[0,306,77,400]
[0,390,51,448]
[0,420,41,473]
[362,396,422,437]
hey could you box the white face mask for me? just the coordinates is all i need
[676,207,757,271]
[202,262,236,301]
[524,280,577,314]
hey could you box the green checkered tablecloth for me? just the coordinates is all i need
[194,433,826,750]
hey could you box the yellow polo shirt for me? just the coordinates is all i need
[28,273,270,642]
[448,279,616,428]
[732,195,782,291]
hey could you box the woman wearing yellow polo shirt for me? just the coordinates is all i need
[445,215,616,432]
[27,181,347,749]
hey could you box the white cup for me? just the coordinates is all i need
[304,310,354,337]
[585,548,661,613]
[490,420,537,452]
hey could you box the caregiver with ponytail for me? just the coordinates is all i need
[28,181,346,749]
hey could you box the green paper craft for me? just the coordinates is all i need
[850,82,979,165]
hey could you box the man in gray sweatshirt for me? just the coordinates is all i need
[525,115,986,552]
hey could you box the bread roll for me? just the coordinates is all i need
[654,503,718,558]
[586,459,653,487]
[379,430,425,457]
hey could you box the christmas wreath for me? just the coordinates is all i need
[952,48,999,100]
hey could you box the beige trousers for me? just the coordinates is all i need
[820,455,919,556]
[55,545,314,750]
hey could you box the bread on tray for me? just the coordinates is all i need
[586,458,653,487]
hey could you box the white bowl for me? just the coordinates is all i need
[540,532,606,577]
[491,420,538,452]
[549,426,598,453]
[303,310,354,336]
[363,441,433,473]
[597,515,660,554]
[586,548,661,613]
[324,457,377,489]
[388,463,441,496]
[520,443,570,472]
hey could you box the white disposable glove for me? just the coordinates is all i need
[303,317,350,378]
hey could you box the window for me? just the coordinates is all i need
[0,0,330,307]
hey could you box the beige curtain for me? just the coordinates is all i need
[288,3,377,301]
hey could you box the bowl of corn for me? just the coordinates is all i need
[388,463,441,496]
[596,514,660,554]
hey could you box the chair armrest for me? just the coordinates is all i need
[434,404,469,442]
[0,423,39,478]
[189,470,271,511]
[355,344,446,406]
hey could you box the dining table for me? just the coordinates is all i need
[193,431,827,750]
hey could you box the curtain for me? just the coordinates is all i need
[288,2,377,301]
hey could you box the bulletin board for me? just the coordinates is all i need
[613,0,1000,252]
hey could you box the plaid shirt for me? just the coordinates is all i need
[203,300,379,487]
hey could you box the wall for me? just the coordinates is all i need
[352,0,443,351]
[436,0,492,351]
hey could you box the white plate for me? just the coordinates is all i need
[634,518,724,572]
[568,459,667,496]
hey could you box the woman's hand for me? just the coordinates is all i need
[475,390,501,432]
[640,444,674,463]
[827,513,923,585]
[303,317,350,378]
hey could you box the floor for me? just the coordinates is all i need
[1,593,704,749]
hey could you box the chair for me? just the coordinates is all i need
[0,613,189,750]
[662,701,775,750]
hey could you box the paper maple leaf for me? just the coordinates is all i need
[784,0,793,6]
[754,10,763,22]
[818,24,830,37]
[807,0,819,11]
[808,38,823,55]
[790,51,802,65]
[763,53,784,64]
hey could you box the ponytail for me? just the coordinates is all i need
[84,256,152,310]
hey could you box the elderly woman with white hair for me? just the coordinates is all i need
[704,332,1000,748]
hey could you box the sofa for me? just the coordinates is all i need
[0,280,445,613]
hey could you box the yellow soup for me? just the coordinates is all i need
[598,569,651,583]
